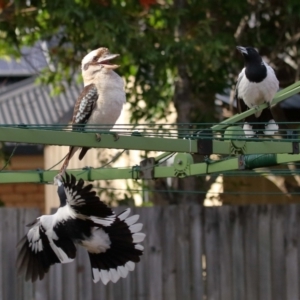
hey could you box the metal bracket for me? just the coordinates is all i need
[197,139,213,155]
[36,168,45,183]
[174,153,194,178]
[196,129,213,155]
[139,157,155,179]
[225,126,246,155]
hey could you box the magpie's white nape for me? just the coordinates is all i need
[235,45,279,136]
[17,173,146,285]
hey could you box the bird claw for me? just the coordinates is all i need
[95,133,101,142]
[54,173,64,186]
[113,133,119,141]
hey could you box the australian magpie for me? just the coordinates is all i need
[17,173,145,285]
[235,46,279,137]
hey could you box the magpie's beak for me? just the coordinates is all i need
[236,46,248,55]
[98,53,120,69]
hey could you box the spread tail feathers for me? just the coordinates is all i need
[88,208,145,284]
[79,147,90,160]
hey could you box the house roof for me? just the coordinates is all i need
[0,77,82,125]
[0,44,82,155]
[0,42,49,76]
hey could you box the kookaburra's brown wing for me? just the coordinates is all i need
[60,84,98,173]
[72,84,98,126]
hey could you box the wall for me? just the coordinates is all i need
[0,155,44,212]
[222,171,300,205]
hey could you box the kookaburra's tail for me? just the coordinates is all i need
[59,146,79,174]
[88,208,145,284]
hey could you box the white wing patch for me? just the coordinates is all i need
[63,185,116,226]
[92,262,136,284]
[129,223,143,233]
[90,215,116,226]
[132,233,146,243]
[47,237,74,264]
[125,214,139,226]
[27,223,43,253]
[39,214,74,264]
[118,208,131,221]
[54,204,77,223]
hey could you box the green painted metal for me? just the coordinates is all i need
[0,152,300,183]
[173,153,194,177]
[0,81,300,184]
[275,153,300,164]
[212,140,295,155]
[154,152,173,162]
[244,154,278,169]
[271,81,300,105]
[0,168,139,183]
[211,80,300,131]
[0,127,198,153]
[0,126,298,155]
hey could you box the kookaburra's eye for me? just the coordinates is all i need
[93,56,98,61]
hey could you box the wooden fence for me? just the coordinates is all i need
[0,205,300,300]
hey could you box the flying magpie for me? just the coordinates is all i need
[235,46,279,137]
[17,173,145,285]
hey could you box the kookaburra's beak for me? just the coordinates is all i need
[236,46,248,55]
[98,53,120,69]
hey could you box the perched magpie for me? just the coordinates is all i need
[235,46,279,137]
[17,173,145,285]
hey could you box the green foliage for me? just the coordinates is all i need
[1,0,300,123]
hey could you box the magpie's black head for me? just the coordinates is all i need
[236,46,267,83]
[236,46,262,64]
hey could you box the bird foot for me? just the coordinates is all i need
[243,122,255,138]
[95,133,101,142]
[113,132,119,141]
[264,119,278,136]
[54,173,64,186]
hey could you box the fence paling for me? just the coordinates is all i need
[1,205,300,300]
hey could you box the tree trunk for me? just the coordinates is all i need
[152,0,205,205]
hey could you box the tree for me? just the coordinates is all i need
[1,0,300,204]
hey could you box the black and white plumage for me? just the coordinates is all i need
[59,47,126,174]
[17,173,145,284]
[235,46,279,137]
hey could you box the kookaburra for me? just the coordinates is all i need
[59,47,126,174]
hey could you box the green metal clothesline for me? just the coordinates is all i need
[0,81,300,184]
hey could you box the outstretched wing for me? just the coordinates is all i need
[62,173,116,226]
[17,219,76,282]
[87,208,145,284]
